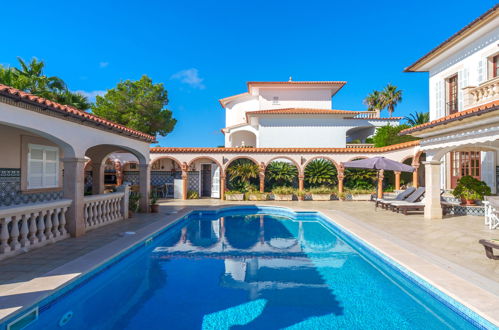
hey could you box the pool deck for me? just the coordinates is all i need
[0,200,498,327]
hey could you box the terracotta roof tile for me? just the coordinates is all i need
[150,140,420,154]
[0,84,156,143]
[400,100,499,135]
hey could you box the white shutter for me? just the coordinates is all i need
[477,58,485,84]
[481,151,496,194]
[211,164,220,198]
[27,144,59,189]
[435,80,444,118]
[458,68,468,111]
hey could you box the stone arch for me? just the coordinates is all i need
[224,155,260,172]
[229,130,257,148]
[265,156,302,176]
[302,156,340,172]
[188,156,223,174]
[85,144,147,165]
[150,155,183,170]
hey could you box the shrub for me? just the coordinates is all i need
[266,161,298,189]
[187,190,199,199]
[304,159,337,187]
[225,190,243,195]
[452,176,491,201]
[129,193,141,212]
[372,124,418,147]
[309,186,334,194]
[272,186,296,195]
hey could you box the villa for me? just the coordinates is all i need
[0,4,499,330]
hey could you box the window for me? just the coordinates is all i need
[493,55,499,78]
[272,96,279,105]
[27,144,59,189]
[445,74,458,115]
[450,151,481,188]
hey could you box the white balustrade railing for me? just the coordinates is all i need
[83,191,128,231]
[463,76,499,109]
[346,143,375,148]
[353,111,380,119]
[0,199,72,260]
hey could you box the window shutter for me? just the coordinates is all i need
[481,151,496,194]
[211,165,220,198]
[477,58,485,84]
[435,80,444,119]
[27,144,59,189]
[458,69,467,111]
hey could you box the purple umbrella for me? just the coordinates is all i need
[342,157,414,172]
[341,157,414,200]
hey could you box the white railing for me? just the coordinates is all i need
[463,76,499,109]
[83,190,128,231]
[346,143,375,148]
[0,199,72,260]
[353,111,380,119]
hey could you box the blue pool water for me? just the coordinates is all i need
[10,207,490,329]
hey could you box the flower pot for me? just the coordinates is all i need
[465,199,476,206]
[350,194,373,201]
[150,204,159,213]
[226,193,244,201]
[247,193,268,201]
[274,194,293,201]
[311,194,331,201]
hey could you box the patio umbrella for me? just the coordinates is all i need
[341,157,414,199]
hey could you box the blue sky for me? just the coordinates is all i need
[1,0,496,147]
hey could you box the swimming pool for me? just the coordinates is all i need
[2,206,494,329]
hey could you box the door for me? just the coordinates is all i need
[211,165,220,198]
[450,151,481,188]
[201,164,212,197]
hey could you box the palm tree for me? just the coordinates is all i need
[381,84,402,117]
[14,57,66,95]
[363,90,384,112]
[304,159,337,187]
[227,160,259,184]
[405,111,429,126]
[265,161,298,188]
[53,90,92,110]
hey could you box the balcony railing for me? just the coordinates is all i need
[353,111,380,119]
[446,100,458,114]
[0,199,72,260]
[346,143,375,148]
[83,188,129,231]
[463,76,499,109]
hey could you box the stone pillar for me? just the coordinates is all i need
[139,163,150,212]
[337,167,345,194]
[116,184,130,219]
[181,162,188,200]
[424,160,443,219]
[394,171,401,190]
[412,165,419,188]
[259,163,266,193]
[377,169,384,199]
[92,162,106,195]
[63,157,87,237]
[220,175,226,200]
[298,175,304,192]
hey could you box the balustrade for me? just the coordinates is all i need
[83,191,127,231]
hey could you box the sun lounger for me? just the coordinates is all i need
[374,187,416,209]
[392,199,455,215]
[478,239,499,260]
[386,187,425,211]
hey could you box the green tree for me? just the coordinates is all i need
[226,159,259,192]
[381,84,402,117]
[405,111,430,126]
[92,75,176,137]
[372,124,418,147]
[265,161,298,188]
[363,90,384,112]
[304,159,337,187]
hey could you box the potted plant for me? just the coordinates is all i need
[225,190,245,201]
[187,190,199,199]
[128,193,141,217]
[452,175,491,206]
[150,192,159,213]
[309,186,334,201]
[348,188,375,201]
[272,186,295,201]
[246,190,268,201]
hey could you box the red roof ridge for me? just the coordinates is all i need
[150,140,420,154]
[400,100,499,135]
[0,84,156,143]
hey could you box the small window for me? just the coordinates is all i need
[27,144,59,189]
[493,55,499,78]
[272,96,279,105]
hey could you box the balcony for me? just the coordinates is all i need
[463,76,499,109]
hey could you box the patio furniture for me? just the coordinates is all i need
[478,239,499,260]
[484,197,499,230]
[374,187,416,209]
[386,187,426,212]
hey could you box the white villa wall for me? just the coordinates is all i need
[225,97,259,127]
[258,88,332,110]
[428,23,499,120]
[256,117,398,148]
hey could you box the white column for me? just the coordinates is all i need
[139,163,150,212]
[63,157,87,237]
[424,160,443,220]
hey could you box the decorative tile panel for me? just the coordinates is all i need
[188,171,199,192]
[151,171,181,186]
[0,168,62,206]
[123,171,139,185]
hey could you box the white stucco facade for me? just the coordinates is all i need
[221,81,400,148]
